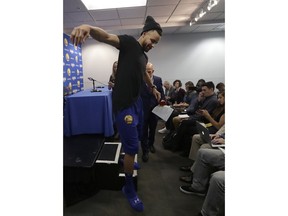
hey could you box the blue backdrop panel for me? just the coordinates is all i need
[63,33,84,95]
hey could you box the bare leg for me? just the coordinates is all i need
[124,153,135,174]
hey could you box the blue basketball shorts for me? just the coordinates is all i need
[115,97,143,155]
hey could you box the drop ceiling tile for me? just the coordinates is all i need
[121,18,144,25]
[64,13,75,23]
[180,0,204,4]
[152,16,170,23]
[64,0,87,12]
[147,5,177,16]
[64,20,95,29]
[89,9,119,20]
[118,6,146,19]
[63,0,225,35]
[173,3,199,15]
[64,12,93,23]
[168,15,190,23]
[147,0,179,6]
[95,19,121,27]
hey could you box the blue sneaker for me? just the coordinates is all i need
[122,186,144,212]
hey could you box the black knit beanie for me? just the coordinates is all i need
[141,16,162,36]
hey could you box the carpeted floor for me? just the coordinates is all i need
[64,121,205,216]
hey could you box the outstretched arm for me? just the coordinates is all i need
[70,24,120,48]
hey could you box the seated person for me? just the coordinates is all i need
[197,91,225,134]
[180,148,225,216]
[216,82,225,93]
[168,79,186,105]
[175,90,224,156]
[184,81,198,105]
[158,80,189,134]
[173,81,197,111]
[159,78,205,132]
[163,81,175,105]
[179,124,225,182]
[170,82,219,153]
[172,91,204,131]
[158,89,203,134]
[195,79,206,93]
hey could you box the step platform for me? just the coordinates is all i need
[95,142,138,191]
[64,135,105,206]
[64,139,138,206]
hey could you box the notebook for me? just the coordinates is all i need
[196,121,225,148]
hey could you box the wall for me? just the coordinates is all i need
[82,31,224,89]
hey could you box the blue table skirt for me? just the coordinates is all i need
[64,87,114,137]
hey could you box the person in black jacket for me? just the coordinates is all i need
[140,62,164,162]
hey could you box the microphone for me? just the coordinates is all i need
[87,77,102,92]
[88,77,95,81]
[87,77,107,88]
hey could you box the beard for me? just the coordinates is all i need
[143,43,152,52]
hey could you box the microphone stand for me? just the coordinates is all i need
[94,79,106,89]
[91,80,102,92]
[88,77,102,92]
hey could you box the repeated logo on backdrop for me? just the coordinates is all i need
[63,33,84,95]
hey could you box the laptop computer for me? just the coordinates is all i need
[196,121,225,148]
[218,147,225,154]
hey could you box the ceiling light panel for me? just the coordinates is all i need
[81,0,147,10]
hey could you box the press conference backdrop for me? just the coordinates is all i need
[63,33,84,95]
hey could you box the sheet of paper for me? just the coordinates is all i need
[152,105,174,121]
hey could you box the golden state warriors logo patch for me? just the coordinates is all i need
[124,115,133,124]
[64,38,68,47]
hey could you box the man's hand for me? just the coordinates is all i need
[200,109,210,118]
[210,134,218,140]
[152,88,161,102]
[211,137,225,145]
[70,25,91,46]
